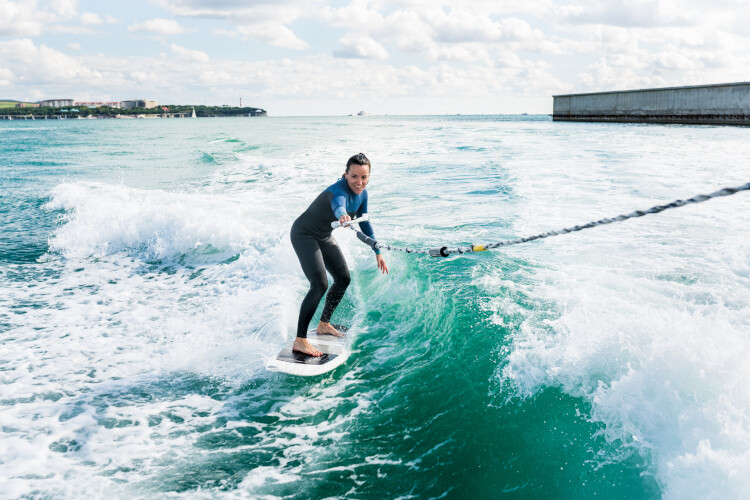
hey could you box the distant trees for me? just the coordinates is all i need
[165,105,267,117]
[0,105,266,118]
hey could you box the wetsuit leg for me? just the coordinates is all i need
[319,236,351,324]
[291,227,328,339]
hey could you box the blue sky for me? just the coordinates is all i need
[1,0,749,115]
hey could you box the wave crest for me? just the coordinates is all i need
[45,182,274,264]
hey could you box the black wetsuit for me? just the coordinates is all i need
[291,178,379,338]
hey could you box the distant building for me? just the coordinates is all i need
[75,101,120,108]
[105,102,122,109]
[553,82,750,125]
[39,99,74,107]
[15,103,40,108]
[121,99,158,109]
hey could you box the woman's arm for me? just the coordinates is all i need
[357,193,379,253]
[359,196,388,273]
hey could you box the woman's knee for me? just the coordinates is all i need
[310,274,329,294]
[334,271,351,290]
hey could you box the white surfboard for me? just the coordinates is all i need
[266,325,350,376]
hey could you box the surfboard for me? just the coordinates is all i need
[266,325,350,376]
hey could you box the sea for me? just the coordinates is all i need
[1,115,749,499]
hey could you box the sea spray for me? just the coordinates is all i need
[2,116,749,498]
[496,152,750,498]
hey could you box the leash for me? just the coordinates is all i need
[335,182,750,257]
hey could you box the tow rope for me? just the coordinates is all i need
[334,181,750,258]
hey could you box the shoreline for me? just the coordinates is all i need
[0,104,267,120]
[1,113,550,121]
[0,113,267,120]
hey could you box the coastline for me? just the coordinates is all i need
[0,105,267,120]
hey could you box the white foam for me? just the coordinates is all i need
[45,182,272,263]
[493,128,750,499]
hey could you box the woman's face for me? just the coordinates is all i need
[345,164,370,195]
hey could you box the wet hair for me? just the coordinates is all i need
[344,153,371,177]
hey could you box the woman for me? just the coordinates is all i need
[290,153,388,356]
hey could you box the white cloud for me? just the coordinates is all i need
[425,44,490,63]
[334,33,389,60]
[128,18,189,35]
[0,38,107,88]
[495,49,522,68]
[321,0,383,26]
[0,67,14,86]
[576,58,654,91]
[154,0,311,49]
[128,70,160,84]
[80,11,102,25]
[2,1,750,113]
[497,18,538,42]
[651,44,701,71]
[0,1,118,36]
[0,34,561,113]
[574,34,750,94]
[48,0,78,19]
[373,10,434,53]
[0,0,61,36]
[320,3,429,52]
[319,2,559,61]
[556,0,692,27]
[216,23,308,50]
[170,43,209,62]
[244,23,308,50]
[152,0,311,23]
[427,7,504,43]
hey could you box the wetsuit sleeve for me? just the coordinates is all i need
[357,192,380,255]
[330,192,348,219]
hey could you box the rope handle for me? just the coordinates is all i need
[331,214,370,229]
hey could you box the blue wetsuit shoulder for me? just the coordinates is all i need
[325,178,379,254]
[325,178,359,217]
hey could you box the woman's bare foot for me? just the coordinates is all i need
[316,321,345,337]
[293,338,322,356]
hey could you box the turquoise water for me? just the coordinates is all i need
[2,116,749,499]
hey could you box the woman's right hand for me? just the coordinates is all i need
[339,214,352,226]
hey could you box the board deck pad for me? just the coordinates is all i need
[275,346,338,365]
[266,324,350,376]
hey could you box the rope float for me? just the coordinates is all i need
[337,181,750,258]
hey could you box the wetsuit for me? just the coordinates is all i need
[291,177,379,338]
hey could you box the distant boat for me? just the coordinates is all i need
[191,107,197,118]
[522,113,528,115]
[357,110,369,116]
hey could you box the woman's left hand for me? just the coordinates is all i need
[376,254,389,274]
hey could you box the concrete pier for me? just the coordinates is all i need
[553,82,750,125]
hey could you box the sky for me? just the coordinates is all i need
[1,0,749,115]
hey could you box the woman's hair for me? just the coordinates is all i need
[345,153,371,174]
